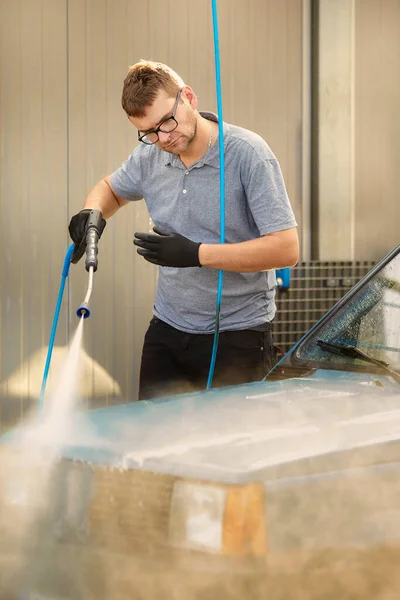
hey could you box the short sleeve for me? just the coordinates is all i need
[109,149,144,201]
[243,155,297,235]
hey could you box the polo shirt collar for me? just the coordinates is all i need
[164,112,224,169]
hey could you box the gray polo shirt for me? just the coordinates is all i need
[110,112,297,334]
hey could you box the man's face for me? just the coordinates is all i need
[129,87,197,155]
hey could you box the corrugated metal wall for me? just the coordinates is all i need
[0,0,70,428]
[354,0,400,260]
[316,0,400,261]
[0,0,303,423]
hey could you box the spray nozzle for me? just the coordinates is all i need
[76,302,91,319]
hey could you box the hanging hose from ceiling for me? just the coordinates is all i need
[207,0,225,390]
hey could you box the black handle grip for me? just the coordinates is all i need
[70,209,105,265]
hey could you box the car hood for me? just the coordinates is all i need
[3,370,400,483]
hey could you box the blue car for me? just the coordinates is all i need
[1,243,400,600]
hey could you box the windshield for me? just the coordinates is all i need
[292,246,400,376]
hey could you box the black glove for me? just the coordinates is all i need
[69,209,106,263]
[133,227,202,268]
[69,209,106,244]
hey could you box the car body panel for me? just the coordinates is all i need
[3,370,400,483]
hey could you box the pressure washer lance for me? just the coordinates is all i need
[70,209,105,319]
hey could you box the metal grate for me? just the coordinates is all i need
[0,453,177,559]
[273,261,376,354]
[88,466,176,557]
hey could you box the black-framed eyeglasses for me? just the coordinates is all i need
[138,89,182,145]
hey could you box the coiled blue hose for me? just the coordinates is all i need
[38,243,75,412]
[207,0,225,389]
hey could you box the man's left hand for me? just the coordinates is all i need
[133,227,202,268]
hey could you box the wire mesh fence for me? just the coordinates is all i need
[273,261,376,354]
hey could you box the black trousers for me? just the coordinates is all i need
[138,317,278,400]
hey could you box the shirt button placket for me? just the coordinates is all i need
[182,169,189,195]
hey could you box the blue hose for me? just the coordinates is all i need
[38,243,75,412]
[207,0,225,389]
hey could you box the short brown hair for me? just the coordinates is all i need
[121,59,184,117]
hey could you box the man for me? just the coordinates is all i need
[69,59,299,400]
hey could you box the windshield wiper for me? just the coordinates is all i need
[317,339,400,383]
[317,340,389,367]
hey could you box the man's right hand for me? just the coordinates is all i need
[69,209,106,263]
[69,208,107,242]
[69,209,91,245]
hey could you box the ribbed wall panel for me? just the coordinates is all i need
[0,0,69,430]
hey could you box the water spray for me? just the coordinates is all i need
[37,209,104,411]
